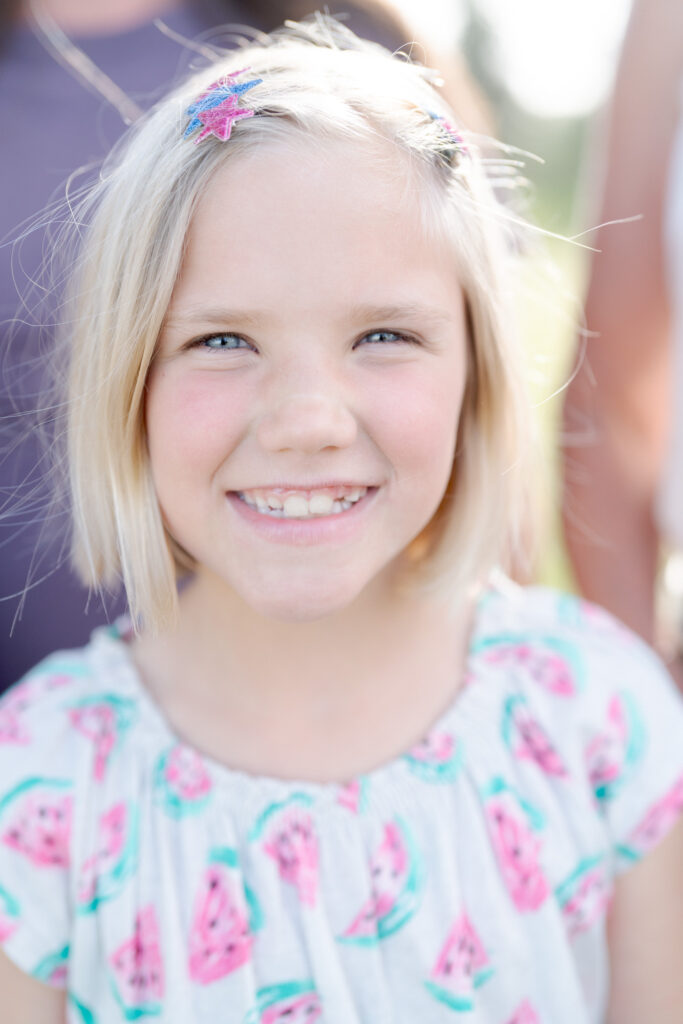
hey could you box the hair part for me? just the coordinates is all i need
[61,15,533,629]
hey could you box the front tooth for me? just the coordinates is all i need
[308,494,334,515]
[266,494,283,510]
[283,495,309,518]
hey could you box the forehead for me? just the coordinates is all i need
[171,137,461,318]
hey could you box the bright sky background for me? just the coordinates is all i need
[394,0,633,118]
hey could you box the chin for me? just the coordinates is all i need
[239,573,371,623]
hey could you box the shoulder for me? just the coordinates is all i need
[0,624,139,785]
[0,625,141,982]
[473,582,683,868]
[0,642,97,788]
[474,579,674,699]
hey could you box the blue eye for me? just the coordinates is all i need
[359,330,408,346]
[199,333,251,351]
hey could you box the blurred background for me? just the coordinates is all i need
[394,0,634,589]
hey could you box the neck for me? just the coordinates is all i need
[173,568,443,708]
[133,570,475,782]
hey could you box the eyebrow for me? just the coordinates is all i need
[346,302,458,328]
[163,306,265,330]
[163,301,458,331]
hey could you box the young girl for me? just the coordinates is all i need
[1,17,681,1024]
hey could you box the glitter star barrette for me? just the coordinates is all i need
[184,69,263,144]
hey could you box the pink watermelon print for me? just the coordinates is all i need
[189,846,263,984]
[76,802,139,914]
[110,905,164,1019]
[0,777,72,867]
[251,795,319,907]
[506,999,540,1023]
[618,773,683,862]
[483,779,548,912]
[337,778,368,814]
[475,634,580,696]
[32,944,70,987]
[404,730,464,782]
[339,817,423,944]
[585,692,645,805]
[557,593,631,641]
[0,883,20,942]
[153,743,213,818]
[0,680,36,745]
[246,980,322,1024]
[502,696,566,777]
[68,694,136,782]
[67,993,98,1024]
[424,913,494,1011]
[556,855,612,938]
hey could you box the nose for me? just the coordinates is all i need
[256,390,357,454]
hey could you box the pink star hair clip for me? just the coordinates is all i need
[184,69,263,144]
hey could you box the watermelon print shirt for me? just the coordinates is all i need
[0,583,682,1024]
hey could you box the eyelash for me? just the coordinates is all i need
[192,330,418,352]
[355,330,417,348]
[193,333,253,352]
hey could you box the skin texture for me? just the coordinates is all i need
[0,948,66,1022]
[147,141,467,623]
[606,815,683,1024]
[562,0,683,659]
[136,138,473,785]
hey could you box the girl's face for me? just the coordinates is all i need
[147,138,468,621]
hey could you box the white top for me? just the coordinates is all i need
[0,583,682,1024]
[657,86,683,547]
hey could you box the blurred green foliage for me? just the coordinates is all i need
[459,2,599,589]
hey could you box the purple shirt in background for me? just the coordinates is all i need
[0,4,237,690]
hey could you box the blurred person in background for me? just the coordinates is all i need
[562,0,683,686]
[0,0,488,692]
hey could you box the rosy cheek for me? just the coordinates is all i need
[146,369,248,468]
[361,366,462,469]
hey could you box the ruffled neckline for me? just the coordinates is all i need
[87,582,515,806]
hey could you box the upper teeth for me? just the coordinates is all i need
[238,487,368,518]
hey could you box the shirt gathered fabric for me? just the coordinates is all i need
[0,582,681,1023]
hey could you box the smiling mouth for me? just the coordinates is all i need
[234,486,371,519]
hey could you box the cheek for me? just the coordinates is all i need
[364,362,465,482]
[145,368,249,491]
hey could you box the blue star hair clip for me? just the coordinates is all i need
[184,69,263,143]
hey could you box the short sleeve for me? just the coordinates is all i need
[0,650,88,986]
[571,601,683,874]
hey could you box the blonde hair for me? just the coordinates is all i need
[61,16,532,628]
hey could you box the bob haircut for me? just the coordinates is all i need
[61,15,532,629]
